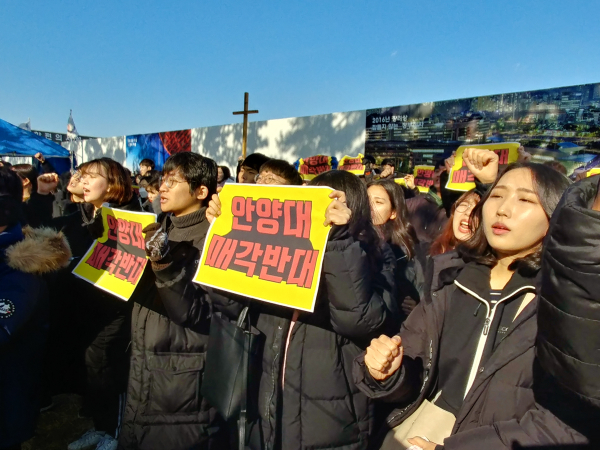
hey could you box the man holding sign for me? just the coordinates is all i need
[118,153,228,450]
[203,166,399,450]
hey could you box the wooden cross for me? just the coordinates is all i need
[233,92,258,159]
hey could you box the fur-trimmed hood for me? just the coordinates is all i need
[4,226,72,274]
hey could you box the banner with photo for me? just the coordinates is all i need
[126,129,191,172]
[365,82,600,175]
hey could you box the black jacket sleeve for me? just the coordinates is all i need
[536,175,600,443]
[353,293,431,404]
[323,227,399,342]
[151,241,209,328]
[22,192,54,228]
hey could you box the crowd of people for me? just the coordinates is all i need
[0,148,598,450]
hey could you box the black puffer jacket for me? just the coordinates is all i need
[47,198,152,436]
[536,175,600,444]
[119,208,227,450]
[354,256,587,450]
[210,227,399,450]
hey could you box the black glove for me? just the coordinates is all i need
[143,223,170,262]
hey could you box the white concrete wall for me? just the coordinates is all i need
[2,156,33,165]
[66,110,366,173]
[64,136,127,166]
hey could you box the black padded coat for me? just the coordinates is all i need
[354,255,588,450]
[210,227,399,450]
[535,175,600,445]
[118,208,227,450]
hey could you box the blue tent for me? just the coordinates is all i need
[0,117,70,158]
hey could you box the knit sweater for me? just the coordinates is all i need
[163,207,209,250]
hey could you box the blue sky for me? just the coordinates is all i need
[1,1,599,137]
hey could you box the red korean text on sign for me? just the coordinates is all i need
[85,242,147,285]
[205,236,319,289]
[231,197,312,239]
[84,214,148,285]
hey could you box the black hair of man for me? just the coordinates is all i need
[0,166,24,228]
[163,152,218,203]
[381,158,395,168]
[140,172,161,191]
[259,159,303,185]
[242,153,270,173]
[140,158,155,170]
[362,154,376,165]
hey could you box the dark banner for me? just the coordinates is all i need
[32,129,94,145]
[365,82,600,173]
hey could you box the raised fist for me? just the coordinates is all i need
[463,148,499,184]
[37,173,59,195]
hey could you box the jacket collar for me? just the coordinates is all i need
[454,262,536,303]
[168,207,207,229]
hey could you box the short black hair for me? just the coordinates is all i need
[259,159,303,186]
[140,172,161,191]
[0,167,24,228]
[381,158,395,167]
[362,155,376,165]
[242,153,270,172]
[140,158,155,169]
[163,153,217,205]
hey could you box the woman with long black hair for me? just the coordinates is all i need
[367,179,420,318]
[355,162,582,450]
[208,169,400,450]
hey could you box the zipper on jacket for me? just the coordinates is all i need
[454,280,535,400]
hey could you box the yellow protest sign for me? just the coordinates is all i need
[338,153,365,175]
[297,155,335,181]
[414,165,435,193]
[72,207,157,301]
[394,177,406,186]
[193,184,333,312]
[446,142,520,191]
[587,168,600,176]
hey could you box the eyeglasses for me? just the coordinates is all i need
[255,174,285,185]
[161,176,186,189]
[455,202,476,213]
